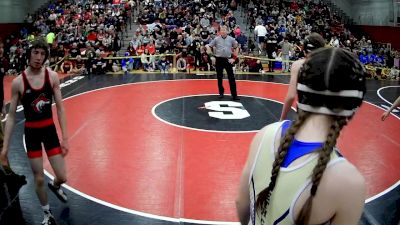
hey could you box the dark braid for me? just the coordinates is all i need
[255,47,365,225]
[295,116,348,225]
[256,110,310,221]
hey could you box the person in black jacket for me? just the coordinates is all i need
[266,34,277,72]
[0,165,27,225]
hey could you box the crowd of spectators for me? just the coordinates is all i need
[119,0,398,78]
[246,0,399,77]
[0,0,399,80]
[117,0,243,72]
[0,0,133,75]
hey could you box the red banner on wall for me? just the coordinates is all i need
[113,0,121,4]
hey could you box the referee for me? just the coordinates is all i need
[207,26,240,100]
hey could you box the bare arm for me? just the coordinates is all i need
[0,78,22,166]
[234,41,239,56]
[67,63,73,73]
[330,164,366,225]
[206,38,216,53]
[236,126,269,225]
[381,96,400,121]
[280,59,304,121]
[51,71,69,156]
[60,62,66,73]
[229,40,240,64]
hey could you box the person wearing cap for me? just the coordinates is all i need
[236,47,367,225]
[279,33,326,121]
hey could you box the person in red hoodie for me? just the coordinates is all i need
[291,1,299,11]
[87,31,97,42]
[146,41,156,55]
[136,44,145,56]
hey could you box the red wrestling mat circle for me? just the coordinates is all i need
[44,80,399,221]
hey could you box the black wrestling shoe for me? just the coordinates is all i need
[48,181,67,203]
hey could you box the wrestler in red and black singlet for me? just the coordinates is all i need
[21,69,61,158]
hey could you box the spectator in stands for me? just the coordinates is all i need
[130,36,141,50]
[71,55,85,75]
[60,59,74,74]
[14,48,27,74]
[254,21,267,54]
[359,51,369,65]
[199,46,211,71]
[146,41,157,55]
[329,35,340,47]
[69,43,80,58]
[92,53,106,75]
[127,42,136,56]
[389,67,399,80]
[266,34,278,72]
[56,44,65,63]
[279,38,292,72]
[85,45,96,75]
[141,49,155,71]
[246,57,263,73]
[157,55,170,73]
[113,33,121,53]
[236,32,248,53]
[122,52,134,74]
[200,27,211,44]
[46,29,57,46]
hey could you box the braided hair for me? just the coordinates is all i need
[257,110,310,222]
[256,47,366,224]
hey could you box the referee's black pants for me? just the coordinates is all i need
[215,57,237,98]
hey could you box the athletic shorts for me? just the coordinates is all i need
[257,36,265,43]
[24,120,61,158]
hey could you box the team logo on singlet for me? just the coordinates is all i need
[31,93,51,113]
